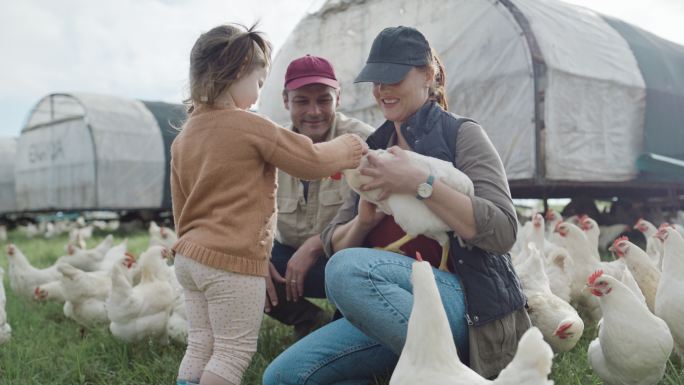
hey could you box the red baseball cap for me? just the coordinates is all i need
[284,54,340,91]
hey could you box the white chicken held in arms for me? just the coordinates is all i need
[343,149,474,270]
[107,246,175,343]
[390,253,554,385]
[586,270,673,385]
[654,226,684,361]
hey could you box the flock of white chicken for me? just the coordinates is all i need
[390,210,684,385]
[2,189,683,384]
[0,222,186,346]
[521,211,684,384]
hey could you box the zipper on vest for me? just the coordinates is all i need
[465,313,474,326]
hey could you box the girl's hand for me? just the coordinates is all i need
[359,146,428,200]
[350,134,369,155]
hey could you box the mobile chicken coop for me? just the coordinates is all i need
[259,0,684,206]
[14,93,185,216]
[0,137,17,217]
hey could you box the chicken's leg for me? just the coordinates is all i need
[438,238,450,271]
[380,234,415,254]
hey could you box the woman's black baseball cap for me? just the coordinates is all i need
[354,26,430,84]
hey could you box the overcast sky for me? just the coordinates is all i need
[1,0,683,138]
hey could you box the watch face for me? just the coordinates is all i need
[417,183,433,198]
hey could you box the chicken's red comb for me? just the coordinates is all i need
[579,214,589,221]
[34,287,41,296]
[580,218,593,231]
[587,270,604,286]
[415,251,424,262]
[635,218,644,226]
[555,322,573,335]
[612,236,628,249]
[330,172,342,181]
[124,252,136,261]
[554,221,564,233]
[658,222,672,230]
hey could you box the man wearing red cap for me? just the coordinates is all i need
[264,55,373,338]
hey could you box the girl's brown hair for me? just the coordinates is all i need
[185,23,272,113]
[425,48,448,111]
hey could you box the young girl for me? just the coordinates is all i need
[171,24,366,385]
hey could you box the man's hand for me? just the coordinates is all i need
[285,235,324,302]
[357,197,386,230]
[265,262,286,313]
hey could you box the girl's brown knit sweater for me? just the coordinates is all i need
[170,105,363,277]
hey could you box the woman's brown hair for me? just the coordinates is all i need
[185,23,272,113]
[424,48,448,111]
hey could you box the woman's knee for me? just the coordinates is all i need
[325,248,366,300]
[326,248,372,280]
[263,354,297,385]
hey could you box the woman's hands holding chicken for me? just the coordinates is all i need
[359,146,429,201]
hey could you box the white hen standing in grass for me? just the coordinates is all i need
[58,263,112,327]
[609,236,660,312]
[0,267,11,344]
[515,244,583,353]
[57,235,113,272]
[634,218,662,267]
[544,209,563,242]
[654,226,684,361]
[148,221,178,249]
[517,214,574,302]
[6,244,61,299]
[389,253,554,385]
[343,149,474,270]
[34,280,66,303]
[107,246,175,343]
[586,270,672,385]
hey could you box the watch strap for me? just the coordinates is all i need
[426,174,434,187]
[416,174,435,200]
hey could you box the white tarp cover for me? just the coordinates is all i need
[0,137,17,213]
[258,0,646,182]
[15,93,165,211]
[514,0,646,181]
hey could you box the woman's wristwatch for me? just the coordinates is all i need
[416,174,435,200]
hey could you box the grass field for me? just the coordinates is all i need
[0,230,682,385]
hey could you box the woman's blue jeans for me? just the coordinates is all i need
[263,248,468,385]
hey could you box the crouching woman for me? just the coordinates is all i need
[263,26,530,384]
